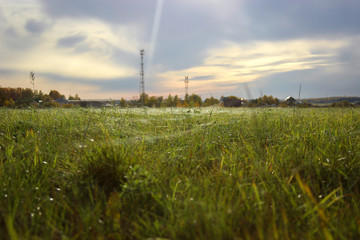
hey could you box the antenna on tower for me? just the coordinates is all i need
[139,49,145,104]
[184,76,189,96]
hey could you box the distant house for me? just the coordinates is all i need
[284,96,296,105]
[68,99,114,108]
[220,96,243,107]
[54,98,69,105]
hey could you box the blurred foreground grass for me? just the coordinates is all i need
[0,107,359,239]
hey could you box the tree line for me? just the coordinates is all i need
[0,87,80,107]
[125,93,219,108]
[5,86,352,108]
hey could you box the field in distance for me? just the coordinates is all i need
[0,107,359,239]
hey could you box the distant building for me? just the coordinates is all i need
[68,99,114,108]
[220,96,243,107]
[284,96,296,105]
[54,98,69,105]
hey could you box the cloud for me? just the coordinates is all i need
[57,34,87,48]
[1,0,360,99]
[153,38,348,98]
[39,0,158,29]
[25,19,48,34]
[239,0,360,40]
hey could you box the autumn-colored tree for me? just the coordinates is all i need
[49,90,62,100]
[42,94,53,102]
[188,93,202,107]
[22,88,33,100]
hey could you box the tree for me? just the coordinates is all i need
[34,90,43,102]
[49,90,62,100]
[156,96,163,107]
[146,96,158,107]
[188,94,202,107]
[22,88,33,100]
[203,96,219,106]
[140,93,148,106]
[162,94,175,107]
[42,94,52,102]
[119,98,127,107]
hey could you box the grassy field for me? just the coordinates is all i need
[0,107,359,239]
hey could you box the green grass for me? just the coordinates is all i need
[0,107,360,239]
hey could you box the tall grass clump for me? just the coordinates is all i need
[0,107,359,239]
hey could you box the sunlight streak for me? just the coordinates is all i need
[146,0,164,86]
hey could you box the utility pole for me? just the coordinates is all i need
[139,49,145,104]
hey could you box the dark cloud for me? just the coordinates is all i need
[40,0,228,70]
[25,19,48,34]
[150,1,225,70]
[57,35,87,48]
[240,0,360,40]
[39,0,157,27]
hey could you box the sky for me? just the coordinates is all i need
[1,0,360,100]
